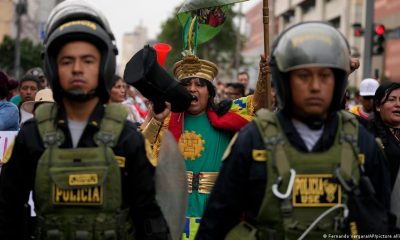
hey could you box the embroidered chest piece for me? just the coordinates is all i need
[178,130,205,160]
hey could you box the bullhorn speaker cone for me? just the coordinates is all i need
[123,45,193,114]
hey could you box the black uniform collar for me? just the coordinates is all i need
[54,102,105,148]
[56,102,104,130]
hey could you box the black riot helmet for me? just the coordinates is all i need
[269,22,351,113]
[43,0,118,104]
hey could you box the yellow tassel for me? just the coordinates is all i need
[188,16,197,54]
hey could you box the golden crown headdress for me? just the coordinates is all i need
[173,55,218,82]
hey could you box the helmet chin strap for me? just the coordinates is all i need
[62,89,97,102]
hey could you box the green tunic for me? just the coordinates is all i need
[181,112,231,240]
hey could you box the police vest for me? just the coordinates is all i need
[226,110,362,240]
[34,103,132,240]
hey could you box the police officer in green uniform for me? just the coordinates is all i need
[0,1,169,239]
[196,22,390,239]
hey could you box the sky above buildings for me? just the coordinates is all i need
[85,0,182,49]
[85,0,259,51]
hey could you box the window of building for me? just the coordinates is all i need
[283,10,295,24]
[329,16,341,29]
[301,0,316,14]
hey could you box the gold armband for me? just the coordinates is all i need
[255,72,268,94]
[253,71,271,111]
[247,95,255,116]
[142,117,163,144]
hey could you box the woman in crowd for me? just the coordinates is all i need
[126,85,148,119]
[369,82,400,231]
[109,75,144,124]
[369,82,400,186]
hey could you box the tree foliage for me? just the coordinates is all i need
[156,7,183,72]
[157,7,244,78]
[0,35,43,77]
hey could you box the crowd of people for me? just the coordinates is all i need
[0,71,148,132]
[0,0,400,240]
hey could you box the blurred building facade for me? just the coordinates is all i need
[0,0,15,43]
[0,0,63,44]
[118,25,148,75]
[243,0,363,87]
[243,0,400,87]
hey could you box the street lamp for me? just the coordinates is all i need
[13,0,27,79]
